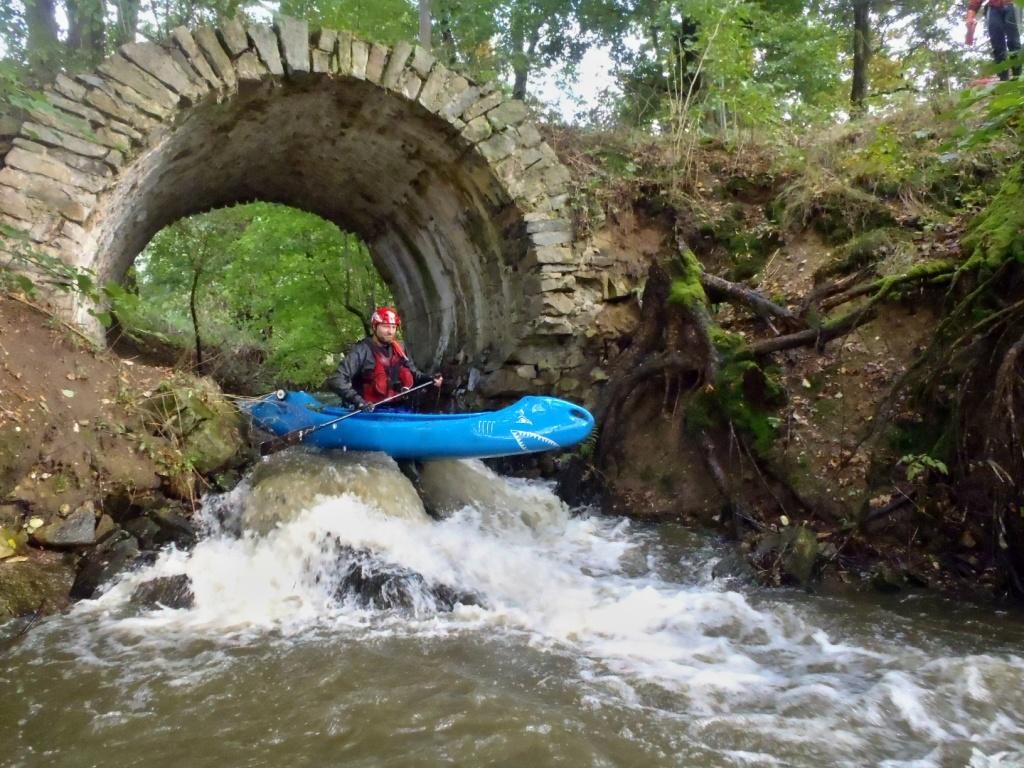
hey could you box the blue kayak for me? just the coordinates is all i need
[245,391,595,460]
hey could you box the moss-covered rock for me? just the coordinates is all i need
[0,554,75,622]
[142,376,245,475]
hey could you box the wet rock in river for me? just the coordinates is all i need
[0,554,75,622]
[333,545,480,613]
[130,574,194,610]
[70,530,141,599]
[31,504,96,548]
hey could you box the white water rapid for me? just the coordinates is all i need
[5,451,1024,767]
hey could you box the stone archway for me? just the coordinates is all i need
[0,17,584,382]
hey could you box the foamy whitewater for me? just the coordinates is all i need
[8,456,1024,767]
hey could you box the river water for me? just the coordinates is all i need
[3,452,1024,767]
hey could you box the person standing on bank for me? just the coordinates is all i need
[327,306,443,410]
[967,0,1022,81]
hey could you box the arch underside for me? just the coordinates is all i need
[96,77,525,367]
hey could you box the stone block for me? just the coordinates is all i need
[517,121,543,148]
[194,26,238,89]
[45,92,106,126]
[219,17,250,56]
[417,64,450,112]
[526,217,571,234]
[461,116,492,144]
[463,90,503,122]
[530,228,573,247]
[410,46,435,77]
[315,28,337,52]
[163,44,213,96]
[336,31,353,75]
[5,147,106,194]
[311,49,330,73]
[27,105,128,152]
[274,16,309,75]
[487,100,529,131]
[602,274,634,300]
[0,186,33,221]
[98,55,178,110]
[235,51,266,81]
[119,42,197,100]
[13,138,112,179]
[21,122,108,159]
[477,130,516,162]
[530,246,575,265]
[398,69,422,100]
[366,43,388,83]
[382,41,412,88]
[539,275,576,292]
[439,78,475,121]
[533,316,575,335]
[538,293,576,315]
[171,27,223,89]
[351,39,369,79]
[81,86,149,131]
[0,168,94,222]
[54,73,86,101]
[248,24,284,76]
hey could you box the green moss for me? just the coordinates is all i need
[817,227,906,281]
[669,248,708,308]
[962,162,1024,271]
[687,356,786,455]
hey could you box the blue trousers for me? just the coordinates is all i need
[988,5,1022,80]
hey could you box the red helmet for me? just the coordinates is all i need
[371,306,401,328]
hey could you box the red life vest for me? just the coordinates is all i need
[362,341,415,403]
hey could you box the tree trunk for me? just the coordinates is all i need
[24,0,61,81]
[509,13,528,100]
[66,0,107,65]
[419,0,432,50]
[189,269,204,373]
[850,0,871,112]
[112,0,141,48]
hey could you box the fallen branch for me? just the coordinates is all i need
[749,303,876,355]
[699,272,800,332]
[819,260,956,313]
[750,261,958,355]
[801,268,872,312]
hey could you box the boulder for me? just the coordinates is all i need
[130,574,194,609]
[0,555,75,622]
[333,545,479,613]
[70,531,140,599]
[143,376,244,474]
[31,505,96,548]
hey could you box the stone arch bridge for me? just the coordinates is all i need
[0,17,610,396]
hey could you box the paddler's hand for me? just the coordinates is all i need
[432,374,443,388]
[355,397,374,412]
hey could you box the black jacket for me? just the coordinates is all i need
[326,337,430,406]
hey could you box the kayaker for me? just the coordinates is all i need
[966,0,1021,81]
[327,306,443,410]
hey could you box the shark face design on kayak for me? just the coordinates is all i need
[511,430,560,452]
